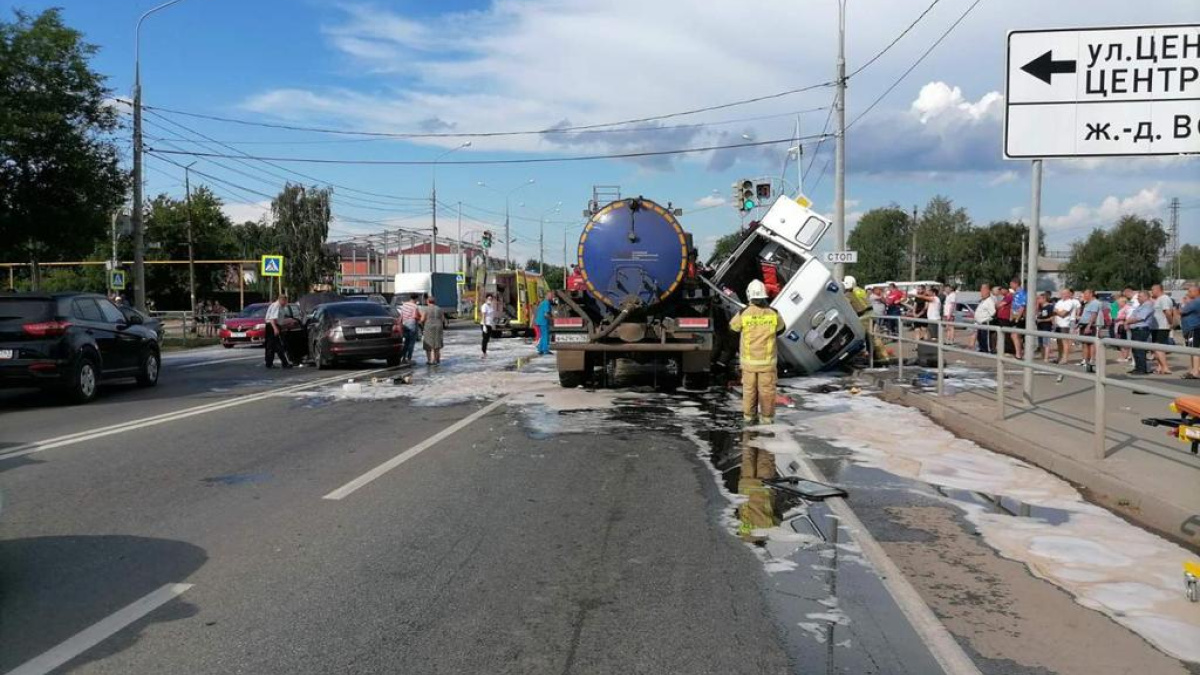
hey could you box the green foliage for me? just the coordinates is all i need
[1177,244,1200,280]
[1063,215,1166,289]
[142,187,237,306]
[956,221,1030,287]
[846,206,910,284]
[272,184,336,297]
[914,196,973,282]
[525,258,565,290]
[707,231,745,265]
[0,8,126,280]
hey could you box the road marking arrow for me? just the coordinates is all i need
[1021,50,1077,85]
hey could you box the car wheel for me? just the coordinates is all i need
[386,353,402,367]
[136,348,161,387]
[558,370,584,388]
[68,356,100,404]
[314,340,331,370]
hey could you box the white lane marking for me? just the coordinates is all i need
[174,355,262,370]
[790,454,984,675]
[4,583,193,675]
[323,397,508,501]
[0,367,398,461]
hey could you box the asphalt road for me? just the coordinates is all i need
[1,331,1195,674]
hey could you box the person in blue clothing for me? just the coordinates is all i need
[1180,285,1200,380]
[534,294,555,355]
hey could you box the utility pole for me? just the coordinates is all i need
[184,163,196,330]
[1023,160,1043,399]
[1170,197,1181,286]
[430,185,437,274]
[539,216,545,274]
[910,205,918,282]
[110,212,119,282]
[832,0,848,281]
[132,0,189,312]
[456,202,463,276]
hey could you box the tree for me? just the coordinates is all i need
[1177,244,1200,280]
[272,184,336,296]
[915,196,973,282]
[0,9,126,288]
[707,230,745,265]
[957,221,1030,288]
[143,187,236,307]
[846,207,909,284]
[1063,215,1167,289]
[525,258,565,290]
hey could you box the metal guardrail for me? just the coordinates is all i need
[148,311,226,339]
[869,314,1200,460]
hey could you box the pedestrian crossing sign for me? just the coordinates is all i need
[261,255,284,277]
[109,269,126,290]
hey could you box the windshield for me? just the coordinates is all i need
[325,302,395,319]
[238,304,269,318]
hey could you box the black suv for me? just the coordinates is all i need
[0,292,162,403]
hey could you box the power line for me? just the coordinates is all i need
[847,0,944,79]
[147,134,828,167]
[847,0,985,129]
[139,82,835,139]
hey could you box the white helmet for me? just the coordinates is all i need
[746,280,769,301]
[843,275,857,290]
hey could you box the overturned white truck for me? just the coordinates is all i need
[709,196,865,375]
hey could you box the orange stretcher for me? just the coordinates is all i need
[1140,396,1200,455]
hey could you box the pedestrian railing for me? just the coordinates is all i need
[867,314,1200,460]
[149,311,226,339]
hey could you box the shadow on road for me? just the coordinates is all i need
[0,534,207,672]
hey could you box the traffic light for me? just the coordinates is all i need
[482,231,493,249]
[740,180,756,212]
[755,181,772,202]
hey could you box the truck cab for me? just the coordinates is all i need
[711,197,864,374]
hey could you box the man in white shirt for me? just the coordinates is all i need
[264,293,291,369]
[1151,284,1175,375]
[1052,287,1080,364]
[942,285,958,343]
[974,284,997,354]
[481,292,498,359]
[923,286,942,342]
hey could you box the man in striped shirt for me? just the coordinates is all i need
[399,295,421,363]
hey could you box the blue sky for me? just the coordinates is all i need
[10,0,1199,262]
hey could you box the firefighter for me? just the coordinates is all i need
[730,280,786,425]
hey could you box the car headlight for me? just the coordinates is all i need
[254,323,266,331]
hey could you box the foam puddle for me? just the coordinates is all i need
[792,388,1200,664]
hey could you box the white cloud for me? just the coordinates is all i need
[911,82,1003,125]
[694,195,726,208]
[222,201,272,224]
[1043,186,1166,234]
[989,170,1019,186]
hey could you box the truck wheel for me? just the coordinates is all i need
[683,372,711,391]
[559,370,584,388]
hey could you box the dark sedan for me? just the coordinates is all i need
[307,302,403,369]
[0,292,161,403]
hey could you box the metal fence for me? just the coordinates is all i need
[869,314,1200,460]
[148,311,227,340]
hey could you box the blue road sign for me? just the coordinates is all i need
[109,269,126,290]
[261,255,284,277]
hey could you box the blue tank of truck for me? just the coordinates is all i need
[577,198,689,309]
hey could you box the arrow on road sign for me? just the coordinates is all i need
[1020,50,1077,85]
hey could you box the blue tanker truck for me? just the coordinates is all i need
[550,195,717,390]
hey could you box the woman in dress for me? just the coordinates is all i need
[421,297,448,365]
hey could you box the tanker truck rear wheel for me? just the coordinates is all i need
[683,372,711,391]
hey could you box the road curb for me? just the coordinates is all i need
[861,372,1199,552]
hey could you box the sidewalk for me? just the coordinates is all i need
[862,340,1200,550]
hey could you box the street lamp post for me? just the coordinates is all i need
[833,0,848,281]
[522,202,562,274]
[431,142,471,273]
[477,179,535,270]
[184,162,197,331]
[132,0,190,312]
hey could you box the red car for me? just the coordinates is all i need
[218,303,304,348]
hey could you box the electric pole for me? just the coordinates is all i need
[184,163,196,330]
[430,184,437,274]
[832,0,848,281]
[910,205,918,282]
[456,201,463,276]
[132,71,146,311]
[1170,197,1181,286]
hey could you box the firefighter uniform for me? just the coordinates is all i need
[730,300,786,424]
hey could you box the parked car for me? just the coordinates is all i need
[218,302,305,351]
[0,292,161,403]
[307,301,403,369]
[119,306,163,344]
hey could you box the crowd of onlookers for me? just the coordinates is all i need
[867,280,1200,379]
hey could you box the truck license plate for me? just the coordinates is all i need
[0,349,13,359]
[554,334,588,343]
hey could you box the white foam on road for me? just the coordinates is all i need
[795,389,1200,664]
